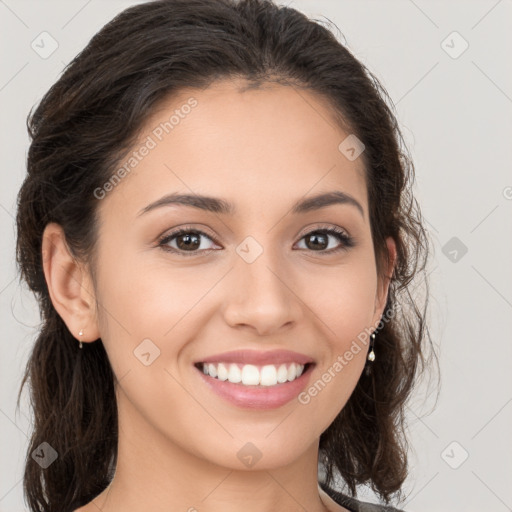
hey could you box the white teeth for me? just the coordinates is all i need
[227,363,242,383]
[217,362,229,381]
[241,364,260,385]
[208,363,217,378]
[260,365,277,386]
[200,362,308,386]
[277,364,289,383]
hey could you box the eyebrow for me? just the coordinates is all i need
[137,190,365,218]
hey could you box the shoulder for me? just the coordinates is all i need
[319,481,406,512]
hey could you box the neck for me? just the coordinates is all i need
[88,395,334,512]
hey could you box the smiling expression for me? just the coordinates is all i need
[88,78,394,469]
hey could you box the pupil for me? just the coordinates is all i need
[178,233,200,250]
[307,233,326,250]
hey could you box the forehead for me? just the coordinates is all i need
[97,79,367,221]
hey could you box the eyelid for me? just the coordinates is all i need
[158,223,217,241]
[159,222,351,241]
[296,222,351,239]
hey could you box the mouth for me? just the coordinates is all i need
[194,361,314,387]
[193,358,316,410]
[192,348,316,409]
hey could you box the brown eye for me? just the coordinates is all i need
[158,228,218,256]
[157,225,355,257]
[296,227,354,253]
[175,232,201,251]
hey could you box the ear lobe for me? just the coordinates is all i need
[41,222,100,343]
[373,236,397,323]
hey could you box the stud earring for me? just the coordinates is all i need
[78,329,84,349]
[367,332,376,362]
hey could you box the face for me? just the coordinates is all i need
[87,80,394,470]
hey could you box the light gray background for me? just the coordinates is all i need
[1,1,511,511]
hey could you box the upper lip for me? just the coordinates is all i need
[196,349,315,366]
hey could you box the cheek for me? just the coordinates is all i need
[298,258,376,419]
[305,256,377,343]
[92,251,212,440]
[93,243,222,385]
[96,243,199,337]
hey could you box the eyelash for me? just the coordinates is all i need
[157,224,355,257]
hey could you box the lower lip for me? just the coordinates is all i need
[195,364,315,410]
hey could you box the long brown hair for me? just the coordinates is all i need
[15,0,437,510]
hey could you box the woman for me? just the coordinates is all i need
[15,0,436,511]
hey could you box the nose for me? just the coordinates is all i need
[222,250,302,337]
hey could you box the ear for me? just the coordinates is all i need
[372,236,397,327]
[41,222,100,344]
